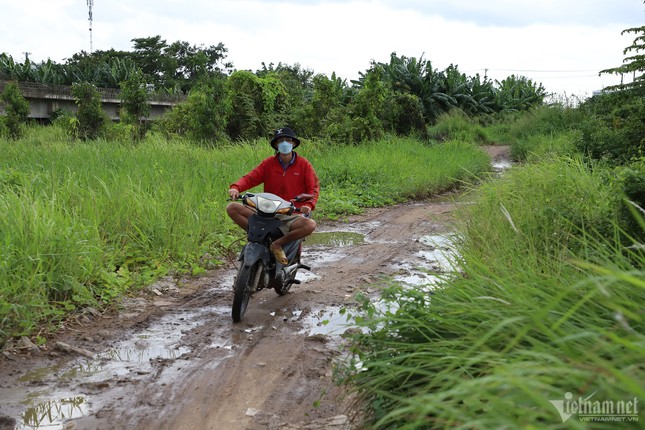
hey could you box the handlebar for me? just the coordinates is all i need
[227,192,312,217]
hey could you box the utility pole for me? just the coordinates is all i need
[87,0,94,53]
[22,52,32,62]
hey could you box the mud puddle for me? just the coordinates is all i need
[0,145,512,429]
[5,223,459,429]
[6,304,231,430]
[299,229,461,338]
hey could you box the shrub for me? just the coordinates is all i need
[158,79,229,144]
[615,158,645,241]
[0,81,30,139]
[428,110,490,144]
[71,82,108,140]
[119,69,151,141]
[577,92,645,163]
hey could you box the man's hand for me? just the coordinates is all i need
[300,205,311,216]
[228,188,240,200]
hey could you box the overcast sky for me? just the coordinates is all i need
[3,0,644,98]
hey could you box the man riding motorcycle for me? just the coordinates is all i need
[226,127,320,265]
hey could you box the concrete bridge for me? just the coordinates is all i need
[0,81,185,121]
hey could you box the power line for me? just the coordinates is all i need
[463,68,605,80]
[464,68,601,75]
[486,68,600,73]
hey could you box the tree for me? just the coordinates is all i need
[132,36,231,92]
[295,72,347,137]
[71,82,108,140]
[159,78,229,143]
[165,40,231,92]
[225,70,288,141]
[578,19,645,163]
[495,75,546,112]
[0,81,30,139]
[344,65,388,143]
[600,25,645,93]
[119,69,151,140]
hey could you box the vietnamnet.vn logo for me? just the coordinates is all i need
[549,391,639,423]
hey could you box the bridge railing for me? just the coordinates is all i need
[0,80,186,104]
[0,80,185,120]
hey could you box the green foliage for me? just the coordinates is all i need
[225,70,289,140]
[495,74,547,112]
[600,25,645,93]
[132,36,231,92]
[343,156,643,429]
[157,78,229,143]
[0,81,29,139]
[427,110,490,144]
[382,92,427,137]
[567,23,645,166]
[51,111,80,141]
[119,68,151,141]
[487,105,586,161]
[577,91,645,163]
[71,82,108,140]
[464,157,619,259]
[314,137,490,218]
[344,66,388,143]
[293,72,348,137]
[0,133,239,340]
[614,158,645,241]
[0,131,490,341]
[511,130,580,163]
[2,46,554,145]
[256,62,315,131]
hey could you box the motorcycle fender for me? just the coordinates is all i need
[240,242,270,268]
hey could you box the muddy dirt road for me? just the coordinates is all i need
[0,147,510,430]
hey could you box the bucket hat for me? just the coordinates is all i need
[270,127,301,149]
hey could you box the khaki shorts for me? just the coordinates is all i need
[276,214,302,236]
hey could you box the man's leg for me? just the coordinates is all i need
[226,202,254,231]
[270,217,316,264]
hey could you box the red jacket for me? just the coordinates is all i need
[230,153,320,211]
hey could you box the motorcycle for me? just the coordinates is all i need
[231,192,313,322]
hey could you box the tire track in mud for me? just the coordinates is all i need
[0,199,457,430]
[78,199,459,430]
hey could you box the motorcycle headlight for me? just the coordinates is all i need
[257,196,280,213]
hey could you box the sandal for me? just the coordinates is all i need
[271,245,289,265]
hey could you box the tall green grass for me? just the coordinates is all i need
[488,105,585,162]
[315,137,491,217]
[344,157,644,429]
[0,127,491,342]
[427,111,491,145]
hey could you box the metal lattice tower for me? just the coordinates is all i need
[87,0,94,53]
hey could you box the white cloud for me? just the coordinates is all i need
[2,0,642,97]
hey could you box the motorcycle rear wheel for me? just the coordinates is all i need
[232,261,263,322]
[274,245,302,296]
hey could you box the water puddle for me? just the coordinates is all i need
[299,230,460,338]
[306,231,365,247]
[305,306,354,336]
[4,207,464,428]
[18,394,88,430]
[4,306,223,429]
[493,160,512,171]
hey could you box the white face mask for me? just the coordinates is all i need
[277,141,293,154]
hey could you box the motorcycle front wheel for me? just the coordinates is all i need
[232,261,263,323]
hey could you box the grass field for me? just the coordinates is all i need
[0,127,490,342]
